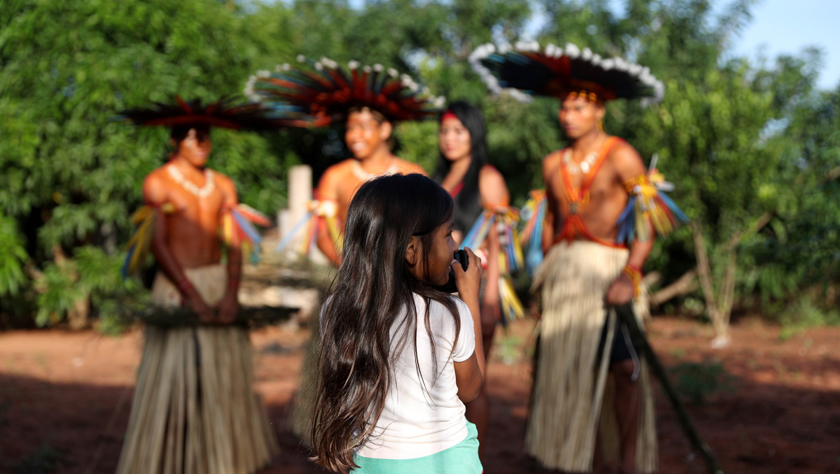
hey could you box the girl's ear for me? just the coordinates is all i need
[404,236,419,267]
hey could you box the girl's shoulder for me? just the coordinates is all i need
[419,294,471,324]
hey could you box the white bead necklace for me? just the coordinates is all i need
[167,165,215,198]
[351,160,400,182]
[562,149,598,175]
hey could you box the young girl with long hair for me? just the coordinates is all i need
[433,101,510,454]
[311,173,485,473]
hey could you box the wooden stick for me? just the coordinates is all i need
[613,303,724,474]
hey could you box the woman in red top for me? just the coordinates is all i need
[432,101,509,458]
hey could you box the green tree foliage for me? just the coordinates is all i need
[0,214,28,296]
[743,83,840,314]
[0,0,293,326]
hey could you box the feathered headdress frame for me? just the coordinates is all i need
[469,42,665,107]
[244,56,446,127]
[117,96,306,130]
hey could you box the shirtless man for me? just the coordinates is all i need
[315,107,427,264]
[470,41,676,474]
[143,125,242,322]
[536,93,655,474]
[117,112,277,474]
[245,59,438,266]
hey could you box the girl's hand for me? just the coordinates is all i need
[453,247,483,305]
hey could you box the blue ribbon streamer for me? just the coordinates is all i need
[275,211,314,253]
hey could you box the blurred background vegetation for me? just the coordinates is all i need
[1,0,838,339]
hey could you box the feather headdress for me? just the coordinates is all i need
[118,96,305,130]
[470,42,665,106]
[244,56,445,127]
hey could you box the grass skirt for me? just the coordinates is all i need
[116,265,278,474]
[527,241,657,473]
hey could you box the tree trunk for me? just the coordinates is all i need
[714,249,738,346]
[691,223,734,347]
[649,269,699,306]
[67,295,91,330]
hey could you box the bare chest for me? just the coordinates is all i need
[165,185,226,233]
[335,175,368,220]
[549,160,626,216]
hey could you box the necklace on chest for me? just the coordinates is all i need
[562,149,598,175]
[167,165,215,198]
[351,160,400,182]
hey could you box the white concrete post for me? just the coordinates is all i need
[280,165,327,264]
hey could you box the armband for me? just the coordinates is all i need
[121,203,175,280]
[621,264,643,298]
[616,171,688,244]
[274,200,342,256]
[222,204,271,264]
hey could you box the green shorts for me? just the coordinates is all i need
[352,421,482,474]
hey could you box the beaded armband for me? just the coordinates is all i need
[308,199,337,218]
[621,264,643,298]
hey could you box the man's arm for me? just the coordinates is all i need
[477,166,509,331]
[217,175,242,324]
[314,167,342,266]
[541,152,561,256]
[606,143,655,305]
[401,160,428,177]
[143,173,214,321]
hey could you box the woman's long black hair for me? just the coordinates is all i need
[311,174,460,472]
[431,101,488,234]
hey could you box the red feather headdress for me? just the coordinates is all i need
[245,56,445,127]
[118,96,306,130]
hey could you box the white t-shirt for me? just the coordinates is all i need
[355,293,476,459]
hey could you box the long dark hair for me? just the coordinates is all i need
[311,174,460,472]
[432,101,488,234]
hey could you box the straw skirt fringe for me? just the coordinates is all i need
[116,265,278,474]
[526,241,657,473]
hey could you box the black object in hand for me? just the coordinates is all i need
[433,249,469,293]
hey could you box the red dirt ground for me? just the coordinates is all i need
[1,316,839,474]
